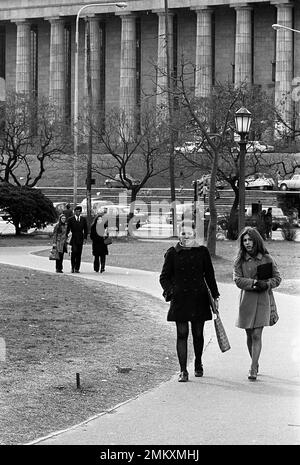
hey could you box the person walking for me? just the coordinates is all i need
[90,213,109,273]
[66,205,88,273]
[63,203,73,221]
[233,226,281,381]
[265,207,272,240]
[159,221,220,382]
[52,214,68,273]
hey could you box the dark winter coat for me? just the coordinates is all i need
[66,215,88,246]
[90,223,108,257]
[159,243,220,322]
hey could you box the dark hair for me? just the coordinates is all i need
[235,226,268,265]
[74,205,82,212]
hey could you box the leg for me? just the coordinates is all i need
[70,247,76,271]
[94,255,100,272]
[191,320,205,374]
[100,255,106,272]
[245,329,252,359]
[250,327,263,372]
[75,244,83,271]
[176,321,189,374]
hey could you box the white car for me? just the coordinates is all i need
[246,141,275,153]
[234,140,275,153]
[174,141,203,154]
[104,174,140,188]
[245,174,275,190]
[278,174,300,191]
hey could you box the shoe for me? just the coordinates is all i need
[248,368,257,381]
[71,269,75,273]
[100,269,105,273]
[178,371,189,382]
[94,270,99,273]
[195,365,204,377]
[56,270,63,273]
[75,270,80,273]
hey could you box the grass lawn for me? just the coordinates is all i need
[0,234,299,445]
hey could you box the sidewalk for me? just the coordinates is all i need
[0,246,300,445]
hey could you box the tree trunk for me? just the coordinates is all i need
[206,149,219,256]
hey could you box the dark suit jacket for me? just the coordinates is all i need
[66,215,88,246]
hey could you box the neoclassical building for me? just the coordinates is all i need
[0,0,298,130]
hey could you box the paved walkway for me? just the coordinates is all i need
[0,246,300,445]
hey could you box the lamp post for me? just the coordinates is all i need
[235,107,252,233]
[73,2,127,209]
[272,23,300,34]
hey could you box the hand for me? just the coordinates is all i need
[254,280,268,292]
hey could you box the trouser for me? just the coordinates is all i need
[71,244,83,271]
[93,255,106,272]
[176,320,205,372]
[55,252,64,272]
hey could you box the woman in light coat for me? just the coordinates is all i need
[52,214,68,273]
[233,227,281,380]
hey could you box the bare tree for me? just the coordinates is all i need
[0,92,71,187]
[86,106,170,215]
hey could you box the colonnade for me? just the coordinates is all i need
[11,2,294,132]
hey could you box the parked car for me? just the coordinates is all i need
[245,205,288,230]
[234,140,275,153]
[79,197,111,216]
[245,173,275,190]
[246,141,275,153]
[97,204,148,231]
[174,141,203,154]
[165,202,194,224]
[104,174,140,188]
[53,202,69,214]
[278,174,300,191]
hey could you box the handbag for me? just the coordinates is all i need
[205,280,231,353]
[49,245,59,260]
[104,236,112,245]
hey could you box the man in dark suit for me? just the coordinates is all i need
[66,205,88,273]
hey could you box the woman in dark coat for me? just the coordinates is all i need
[90,214,109,273]
[233,227,281,380]
[159,221,220,382]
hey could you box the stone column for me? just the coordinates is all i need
[84,16,101,125]
[48,17,65,117]
[194,7,213,98]
[118,12,137,138]
[154,9,174,112]
[14,20,31,94]
[274,2,294,128]
[234,6,252,86]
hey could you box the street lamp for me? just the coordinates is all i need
[272,24,300,34]
[73,2,127,208]
[235,107,252,233]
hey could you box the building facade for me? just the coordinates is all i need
[0,0,299,131]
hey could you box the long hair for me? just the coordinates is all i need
[56,214,66,234]
[235,227,269,265]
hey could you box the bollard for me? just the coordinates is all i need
[76,372,81,389]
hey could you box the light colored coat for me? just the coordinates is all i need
[233,252,281,329]
[52,223,68,254]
